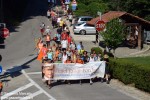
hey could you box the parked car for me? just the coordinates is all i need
[73,22,96,35]
[74,16,93,24]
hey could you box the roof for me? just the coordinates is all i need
[87,11,150,30]
[87,11,126,25]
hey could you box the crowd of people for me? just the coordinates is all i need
[36,2,110,89]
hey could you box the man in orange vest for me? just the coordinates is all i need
[64,56,73,63]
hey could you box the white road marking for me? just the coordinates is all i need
[20,90,43,100]
[22,70,56,100]
[1,83,33,100]
[27,72,41,75]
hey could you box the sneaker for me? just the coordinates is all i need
[49,86,52,89]
[106,80,110,84]
[101,78,103,83]
[79,80,82,85]
[90,79,93,85]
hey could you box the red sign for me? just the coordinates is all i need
[95,20,105,32]
[0,28,9,38]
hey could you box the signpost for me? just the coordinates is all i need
[95,20,105,32]
[95,11,105,32]
[0,65,2,74]
[0,23,10,38]
[95,11,105,44]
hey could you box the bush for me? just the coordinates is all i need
[91,47,103,55]
[109,58,150,93]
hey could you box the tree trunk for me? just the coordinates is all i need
[112,49,116,59]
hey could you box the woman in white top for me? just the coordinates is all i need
[89,54,95,62]
[62,51,68,63]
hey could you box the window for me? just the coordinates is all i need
[80,18,86,21]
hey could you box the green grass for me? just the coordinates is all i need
[119,56,150,69]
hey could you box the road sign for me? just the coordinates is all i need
[0,65,2,74]
[95,20,105,32]
[0,28,9,38]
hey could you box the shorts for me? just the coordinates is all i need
[40,29,45,33]
[56,41,60,44]
[62,48,66,51]
[48,16,50,19]
[69,19,72,23]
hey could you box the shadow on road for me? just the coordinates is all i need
[0,56,37,80]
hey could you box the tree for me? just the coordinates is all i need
[106,0,150,21]
[88,2,108,17]
[100,18,126,57]
[74,0,108,17]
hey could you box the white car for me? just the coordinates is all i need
[73,22,96,35]
[74,16,93,24]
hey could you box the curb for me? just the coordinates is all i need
[129,45,150,55]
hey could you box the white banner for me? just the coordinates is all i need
[53,61,105,80]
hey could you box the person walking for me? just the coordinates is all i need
[40,22,45,37]
[77,41,83,54]
[68,13,73,26]
[103,54,110,84]
[45,26,51,34]
[47,49,54,61]
[61,38,68,51]
[45,33,51,48]
[47,9,51,20]
[62,50,68,63]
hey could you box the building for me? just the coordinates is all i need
[87,11,150,49]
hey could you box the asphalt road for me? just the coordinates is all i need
[0,0,138,100]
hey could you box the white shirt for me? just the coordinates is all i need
[70,43,75,50]
[45,28,51,34]
[40,23,45,29]
[89,57,95,62]
[66,5,69,10]
[47,11,50,16]
[57,18,61,23]
[61,40,68,48]
[68,14,73,20]
[62,54,68,63]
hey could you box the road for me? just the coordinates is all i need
[0,0,140,100]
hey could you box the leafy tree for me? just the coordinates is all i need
[106,0,150,21]
[100,18,126,57]
[88,2,108,17]
[74,0,108,17]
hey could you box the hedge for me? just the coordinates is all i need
[109,58,150,93]
[91,47,103,55]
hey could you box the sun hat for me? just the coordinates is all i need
[104,54,109,59]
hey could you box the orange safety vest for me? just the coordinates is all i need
[38,42,43,50]
[76,59,84,64]
[65,60,72,63]
[55,50,59,57]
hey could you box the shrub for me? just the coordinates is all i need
[91,47,103,55]
[109,58,150,93]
